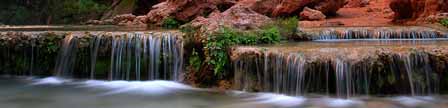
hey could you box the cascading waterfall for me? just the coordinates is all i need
[312,28,446,40]
[402,52,438,95]
[55,34,78,77]
[55,32,183,81]
[234,28,447,98]
[234,50,442,97]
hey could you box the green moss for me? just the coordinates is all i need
[163,17,180,29]
[441,18,448,27]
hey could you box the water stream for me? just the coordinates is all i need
[1,27,448,108]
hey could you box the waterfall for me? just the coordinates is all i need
[55,34,78,77]
[232,48,443,98]
[312,28,445,40]
[55,31,183,81]
[402,51,438,96]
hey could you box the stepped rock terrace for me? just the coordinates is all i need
[232,26,448,98]
[0,30,183,81]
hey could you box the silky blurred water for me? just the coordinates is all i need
[0,76,447,108]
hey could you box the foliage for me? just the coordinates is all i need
[163,17,180,29]
[441,18,448,27]
[206,26,281,75]
[0,0,107,25]
[271,16,299,37]
[259,26,281,44]
[188,49,202,71]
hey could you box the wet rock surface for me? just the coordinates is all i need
[231,40,448,95]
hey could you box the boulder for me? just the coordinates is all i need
[300,7,326,21]
[189,5,271,33]
[112,14,136,24]
[345,0,369,8]
[390,0,448,22]
[186,5,271,45]
[312,0,346,15]
[146,0,237,25]
[86,14,146,26]
[242,0,345,17]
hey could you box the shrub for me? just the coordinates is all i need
[162,17,180,29]
[205,26,281,75]
[441,18,448,27]
[272,16,299,37]
[259,26,281,44]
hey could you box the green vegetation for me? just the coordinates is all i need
[206,26,281,75]
[188,49,202,72]
[441,18,448,27]
[162,17,181,29]
[0,0,107,25]
[271,16,299,37]
[181,17,297,76]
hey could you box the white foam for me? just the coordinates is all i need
[81,80,192,95]
[324,98,363,108]
[31,77,70,85]
[393,96,429,107]
[243,93,305,107]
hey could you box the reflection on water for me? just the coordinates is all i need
[0,76,447,108]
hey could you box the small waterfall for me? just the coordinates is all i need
[402,51,438,96]
[233,48,444,97]
[312,28,445,40]
[0,32,46,76]
[235,52,326,96]
[55,31,183,81]
[55,34,78,77]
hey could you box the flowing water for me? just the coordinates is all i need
[2,27,448,108]
[1,76,448,108]
[233,28,448,98]
[52,31,183,80]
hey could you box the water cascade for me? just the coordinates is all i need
[233,27,448,98]
[306,27,448,40]
[55,32,183,81]
[0,31,183,81]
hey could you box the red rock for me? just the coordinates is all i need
[312,0,346,15]
[300,7,326,21]
[243,0,345,17]
[112,14,136,24]
[390,0,448,23]
[345,0,369,8]
[189,5,271,32]
[146,0,237,25]
[320,21,345,26]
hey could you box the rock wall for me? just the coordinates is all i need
[390,0,448,22]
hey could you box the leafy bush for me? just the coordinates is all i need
[163,17,180,29]
[0,0,107,25]
[441,18,448,27]
[259,26,281,44]
[188,49,202,71]
[272,16,299,37]
[205,26,281,75]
